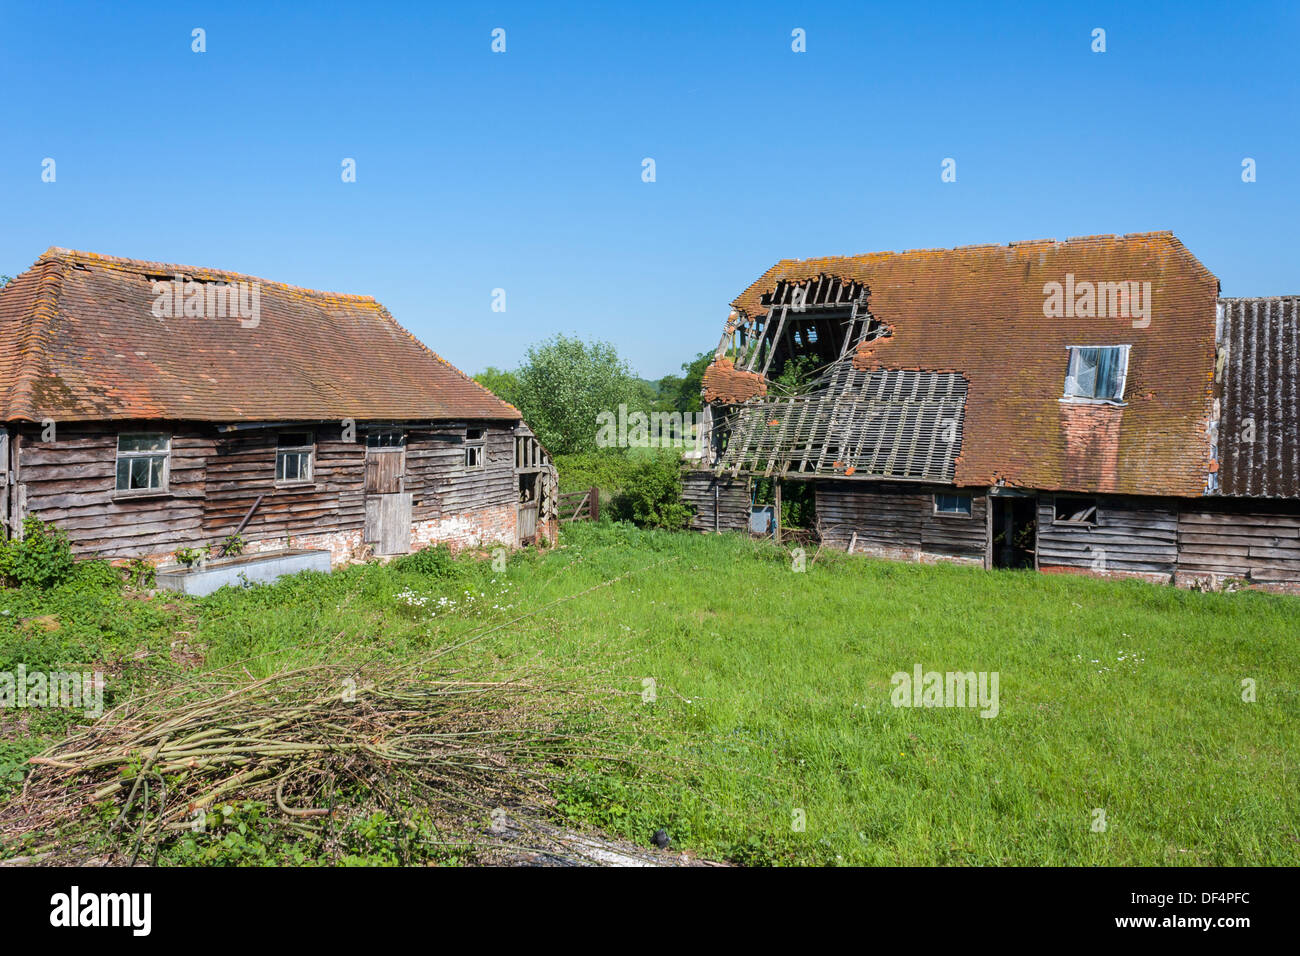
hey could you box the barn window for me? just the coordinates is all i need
[464,428,486,469]
[1063,346,1129,403]
[934,492,972,517]
[1054,496,1099,525]
[276,432,314,484]
[366,430,406,448]
[465,438,485,470]
[115,433,170,493]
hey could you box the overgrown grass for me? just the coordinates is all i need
[3,524,1297,865]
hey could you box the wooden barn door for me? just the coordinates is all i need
[364,435,411,554]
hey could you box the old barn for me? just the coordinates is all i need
[687,232,1300,590]
[0,248,556,567]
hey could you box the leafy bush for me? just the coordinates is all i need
[555,449,685,494]
[393,544,459,578]
[613,456,692,530]
[0,518,77,589]
[66,558,123,593]
[553,451,643,494]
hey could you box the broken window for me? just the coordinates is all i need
[1063,346,1129,402]
[115,433,170,493]
[1054,495,1099,525]
[465,429,485,470]
[934,492,972,516]
[276,432,314,484]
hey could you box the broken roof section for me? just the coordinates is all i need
[0,248,520,423]
[719,365,968,481]
[713,232,1221,497]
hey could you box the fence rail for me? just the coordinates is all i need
[558,487,600,524]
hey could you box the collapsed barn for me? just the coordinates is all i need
[0,249,557,566]
[687,232,1300,590]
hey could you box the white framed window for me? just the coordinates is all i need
[1063,345,1130,403]
[934,492,972,517]
[276,432,314,484]
[464,428,485,469]
[115,433,170,494]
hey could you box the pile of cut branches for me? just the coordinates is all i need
[0,657,608,865]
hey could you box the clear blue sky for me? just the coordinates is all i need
[2,1,1296,379]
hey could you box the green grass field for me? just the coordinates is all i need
[3,521,1297,865]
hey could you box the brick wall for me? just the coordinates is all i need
[131,501,520,569]
[410,501,518,554]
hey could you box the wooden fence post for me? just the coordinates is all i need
[589,486,599,522]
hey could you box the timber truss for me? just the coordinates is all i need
[723,275,877,374]
[715,359,969,482]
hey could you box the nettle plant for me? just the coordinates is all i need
[0,517,77,589]
[173,547,204,568]
[174,534,246,568]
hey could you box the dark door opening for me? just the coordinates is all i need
[991,495,1037,569]
[518,473,539,544]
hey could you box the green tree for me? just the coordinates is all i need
[772,354,820,393]
[472,366,520,408]
[648,351,711,415]
[513,335,639,455]
[674,351,712,413]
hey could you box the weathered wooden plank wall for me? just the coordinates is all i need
[10,421,519,559]
[204,428,352,542]
[1176,501,1300,584]
[0,429,9,538]
[406,426,516,521]
[681,472,750,533]
[18,424,208,557]
[1036,496,1178,575]
[815,480,987,559]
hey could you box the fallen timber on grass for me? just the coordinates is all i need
[1,657,622,865]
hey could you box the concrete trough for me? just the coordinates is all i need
[155,548,333,597]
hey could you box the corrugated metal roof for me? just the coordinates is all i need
[0,248,520,423]
[1217,296,1300,497]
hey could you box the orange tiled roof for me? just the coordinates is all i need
[725,232,1221,497]
[701,356,767,405]
[0,249,520,423]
